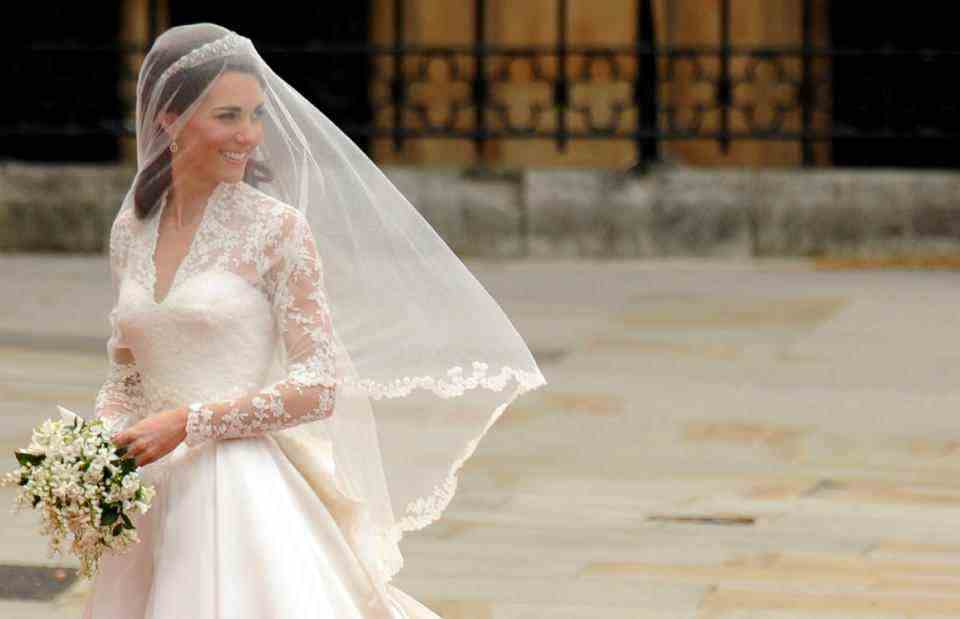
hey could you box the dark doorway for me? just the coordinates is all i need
[168,4,374,154]
[2,5,123,162]
[829,5,960,168]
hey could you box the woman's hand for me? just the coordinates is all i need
[113,406,189,467]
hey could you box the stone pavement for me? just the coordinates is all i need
[3,252,960,618]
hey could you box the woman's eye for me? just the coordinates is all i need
[218,110,264,120]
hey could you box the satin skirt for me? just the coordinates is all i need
[80,435,441,618]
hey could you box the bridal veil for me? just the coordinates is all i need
[124,22,547,597]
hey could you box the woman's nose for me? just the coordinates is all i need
[234,118,259,144]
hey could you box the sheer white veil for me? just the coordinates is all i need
[129,22,547,594]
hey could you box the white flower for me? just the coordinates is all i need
[0,405,158,579]
[57,405,82,426]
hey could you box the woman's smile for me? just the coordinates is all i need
[221,149,249,165]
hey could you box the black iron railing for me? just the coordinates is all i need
[6,0,960,168]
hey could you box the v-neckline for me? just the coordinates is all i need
[149,182,225,305]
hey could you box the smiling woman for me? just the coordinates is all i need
[159,73,267,214]
[132,51,273,221]
[85,22,546,619]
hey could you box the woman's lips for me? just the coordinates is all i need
[221,150,249,166]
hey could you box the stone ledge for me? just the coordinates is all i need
[2,161,960,258]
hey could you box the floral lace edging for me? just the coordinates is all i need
[342,361,545,401]
[372,367,547,581]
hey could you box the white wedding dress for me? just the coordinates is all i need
[81,179,441,618]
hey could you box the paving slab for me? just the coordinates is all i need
[2,253,960,618]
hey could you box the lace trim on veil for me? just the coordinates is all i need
[345,362,543,401]
[392,369,543,527]
[353,365,546,580]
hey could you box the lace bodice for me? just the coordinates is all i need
[93,180,337,448]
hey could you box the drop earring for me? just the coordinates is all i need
[170,141,179,154]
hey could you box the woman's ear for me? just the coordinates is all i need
[159,112,179,138]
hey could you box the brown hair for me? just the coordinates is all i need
[133,39,274,220]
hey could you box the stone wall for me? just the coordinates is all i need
[2,160,960,258]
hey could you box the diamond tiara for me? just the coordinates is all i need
[155,32,253,90]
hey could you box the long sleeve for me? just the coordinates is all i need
[94,318,147,436]
[94,213,147,436]
[183,208,337,448]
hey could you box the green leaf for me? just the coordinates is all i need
[121,513,134,530]
[15,451,44,467]
[17,475,27,487]
[101,503,120,526]
[112,523,122,536]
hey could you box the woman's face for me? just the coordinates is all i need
[164,71,266,185]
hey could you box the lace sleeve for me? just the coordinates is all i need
[183,207,337,447]
[94,328,146,436]
[95,214,146,436]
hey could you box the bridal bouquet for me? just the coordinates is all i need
[0,405,156,579]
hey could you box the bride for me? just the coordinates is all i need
[81,23,546,618]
